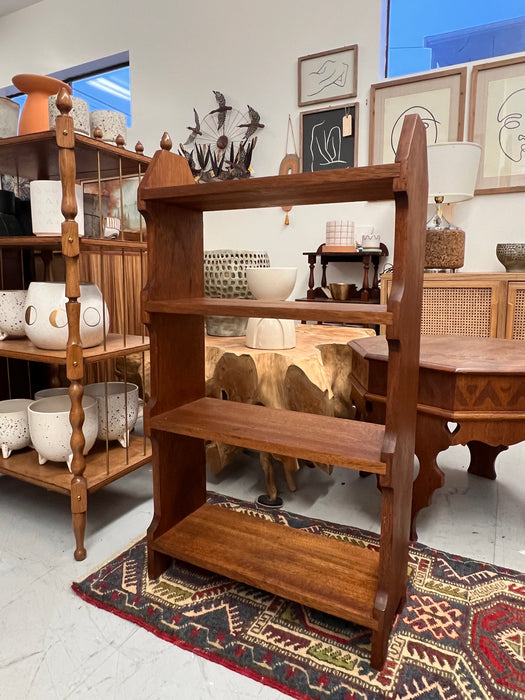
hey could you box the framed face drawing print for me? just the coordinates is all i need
[369,67,467,165]
[469,55,525,194]
[298,45,358,107]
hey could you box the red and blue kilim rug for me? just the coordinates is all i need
[72,492,525,699]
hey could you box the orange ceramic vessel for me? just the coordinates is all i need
[12,74,71,135]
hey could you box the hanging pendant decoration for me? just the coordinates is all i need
[278,116,299,225]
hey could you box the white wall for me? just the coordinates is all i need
[0,0,522,298]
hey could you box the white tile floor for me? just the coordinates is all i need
[1,426,524,699]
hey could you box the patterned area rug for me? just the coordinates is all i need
[73,492,525,700]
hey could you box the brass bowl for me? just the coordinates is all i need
[329,283,352,301]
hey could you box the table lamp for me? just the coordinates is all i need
[425,141,481,271]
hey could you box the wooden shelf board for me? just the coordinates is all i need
[0,334,149,363]
[144,298,392,325]
[0,131,150,181]
[140,163,401,211]
[151,503,380,628]
[149,397,386,472]
[0,434,151,495]
[0,237,147,252]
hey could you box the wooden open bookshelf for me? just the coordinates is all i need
[139,114,428,669]
[0,93,151,560]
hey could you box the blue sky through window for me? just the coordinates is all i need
[387,1,525,77]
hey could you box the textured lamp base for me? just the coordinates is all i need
[425,228,465,270]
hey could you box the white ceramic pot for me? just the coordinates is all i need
[245,267,297,350]
[29,180,84,237]
[24,281,110,350]
[28,394,98,469]
[0,290,27,340]
[34,386,69,400]
[0,398,32,458]
[0,97,20,138]
[89,110,127,144]
[48,95,89,135]
[84,382,139,447]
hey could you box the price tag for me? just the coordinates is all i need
[342,114,353,137]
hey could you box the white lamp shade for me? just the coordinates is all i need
[427,142,481,204]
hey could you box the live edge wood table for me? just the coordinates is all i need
[349,335,525,540]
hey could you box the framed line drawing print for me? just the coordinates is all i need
[300,103,358,173]
[469,55,525,194]
[298,45,358,107]
[369,67,467,165]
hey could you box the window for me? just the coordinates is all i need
[4,54,131,127]
[386,1,525,78]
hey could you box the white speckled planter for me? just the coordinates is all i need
[89,109,127,144]
[28,394,98,469]
[0,289,27,340]
[0,398,32,458]
[84,381,139,447]
[0,97,20,138]
[24,281,109,350]
[48,95,89,135]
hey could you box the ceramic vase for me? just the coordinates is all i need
[28,394,98,469]
[84,382,139,447]
[0,398,33,458]
[29,180,85,237]
[48,95,89,135]
[245,267,297,350]
[0,97,20,138]
[204,249,270,336]
[0,289,27,340]
[11,73,70,135]
[24,281,110,350]
[89,110,127,144]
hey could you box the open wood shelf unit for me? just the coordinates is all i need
[0,95,152,560]
[139,114,428,669]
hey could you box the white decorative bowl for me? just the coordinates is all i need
[245,267,297,350]
[0,289,27,340]
[48,95,89,135]
[84,381,139,447]
[24,281,110,350]
[34,386,69,400]
[28,394,98,469]
[245,266,297,301]
[89,110,127,144]
[29,180,84,237]
[0,97,20,138]
[0,398,32,458]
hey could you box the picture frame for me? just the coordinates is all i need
[300,102,358,173]
[83,174,145,240]
[469,55,525,194]
[369,67,467,165]
[298,45,358,107]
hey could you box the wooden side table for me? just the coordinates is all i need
[349,335,525,539]
[300,242,389,302]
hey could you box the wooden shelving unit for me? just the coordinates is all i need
[0,92,152,560]
[139,114,428,669]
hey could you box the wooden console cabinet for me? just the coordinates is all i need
[139,114,428,669]
[380,271,525,338]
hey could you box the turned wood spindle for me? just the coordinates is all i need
[160,132,173,151]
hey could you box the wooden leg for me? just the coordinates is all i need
[148,548,172,580]
[260,452,278,502]
[467,440,507,480]
[70,475,87,561]
[411,414,452,541]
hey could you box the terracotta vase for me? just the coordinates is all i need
[11,74,71,135]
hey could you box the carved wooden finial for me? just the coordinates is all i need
[160,132,172,151]
[115,133,126,148]
[56,87,72,116]
[93,126,103,140]
[135,141,144,154]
